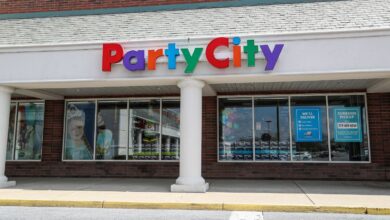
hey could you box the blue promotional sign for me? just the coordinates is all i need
[334,107,362,142]
[295,107,322,142]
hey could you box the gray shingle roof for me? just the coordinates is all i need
[0,0,390,46]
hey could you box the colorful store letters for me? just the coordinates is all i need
[102,37,284,74]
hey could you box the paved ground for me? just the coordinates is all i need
[0,178,389,215]
[0,207,389,220]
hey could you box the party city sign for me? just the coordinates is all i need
[102,37,284,74]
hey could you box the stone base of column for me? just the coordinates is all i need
[0,181,16,188]
[170,182,209,193]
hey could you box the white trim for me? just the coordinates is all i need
[3,70,390,89]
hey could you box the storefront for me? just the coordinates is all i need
[0,0,389,192]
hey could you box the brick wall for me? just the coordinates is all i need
[0,0,224,14]
[5,92,390,180]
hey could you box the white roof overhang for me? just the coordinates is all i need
[1,28,390,99]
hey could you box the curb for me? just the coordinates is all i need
[0,199,389,215]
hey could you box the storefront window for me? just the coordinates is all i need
[14,102,44,160]
[63,98,180,161]
[128,100,161,160]
[6,103,17,160]
[218,94,369,163]
[161,100,180,160]
[95,101,128,160]
[219,98,253,161]
[64,102,95,160]
[328,95,369,161]
[254,97,290,161]
[291,96,328,161]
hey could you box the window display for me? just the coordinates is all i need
[161,100,180,160]
[218,94,370,163]
[254,98,290,161]
[290,96,328,161]
[219,98,253,161]
[14,102,44,160]
[328,95,369,161]
[63,98,180,161]
[128,100,161,160]
[64,102,95,160]
[96,101,128,160]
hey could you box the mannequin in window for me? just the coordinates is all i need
[96,112,114,160]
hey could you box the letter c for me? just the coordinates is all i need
[206,37,229,69]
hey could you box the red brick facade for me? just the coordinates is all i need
[5,93,390,180]
[0,0,224,14]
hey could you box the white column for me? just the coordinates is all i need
[171,78,209,193]
[0,86,16,188]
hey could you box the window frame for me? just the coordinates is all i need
[62,97,180,162]
[6,100,45,162]
[217,93,371,164]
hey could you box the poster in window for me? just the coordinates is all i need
[334,107,362,142]
[294,107,322,142]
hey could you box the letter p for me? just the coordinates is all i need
[102,43,124,72]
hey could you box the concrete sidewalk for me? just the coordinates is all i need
[0,178,389,215]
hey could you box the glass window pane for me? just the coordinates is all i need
[6,103,17,160]
[64,102,95,160]
[161,100,180,160]
[254,97,290,161]
[291,96,328,161]
[129,99,160,160]
[15,102,44,160]
[328,95,369,161]
[219,98,253,161]
[96,101,128,160]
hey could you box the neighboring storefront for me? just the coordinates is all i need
[0,0,389,192]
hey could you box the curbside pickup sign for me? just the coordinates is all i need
[334,107,362,142]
